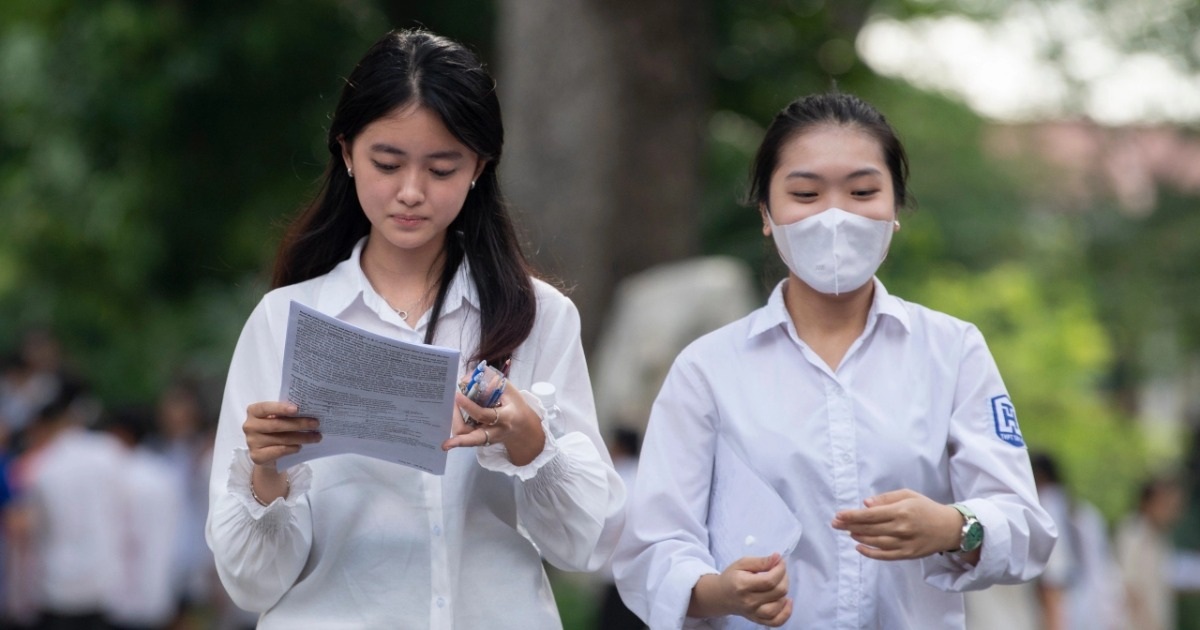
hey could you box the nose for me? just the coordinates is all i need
[822,198,848,213]
[395,170,425,207]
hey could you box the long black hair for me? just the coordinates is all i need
[273,29,536,367]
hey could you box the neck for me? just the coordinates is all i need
[782,276,875,370]
[360,232,447,314]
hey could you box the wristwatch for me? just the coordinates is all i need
[949,503,983,553]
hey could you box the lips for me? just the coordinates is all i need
[391,214,426,226]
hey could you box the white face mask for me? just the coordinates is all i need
[767,207,894,295]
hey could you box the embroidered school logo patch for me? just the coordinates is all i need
[991,394,1024,447]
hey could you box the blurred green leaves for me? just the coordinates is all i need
[909,263,1148,519]
[0,0,507,403]
[0,0,395,401]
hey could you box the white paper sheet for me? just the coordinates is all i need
[274,301,460,475]
[707,435,803,571]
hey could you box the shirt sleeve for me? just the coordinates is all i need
[205,298,316,612]
[487,290,627,574]
[612,353,721,630]
[922,325,1058,591]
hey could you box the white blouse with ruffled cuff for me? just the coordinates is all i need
[206,238,626,630]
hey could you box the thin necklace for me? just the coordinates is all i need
[394,283,436,322]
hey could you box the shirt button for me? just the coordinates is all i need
[436,597,446,608]
[433,525,442,536]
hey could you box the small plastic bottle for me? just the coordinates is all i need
[530,382,564,437]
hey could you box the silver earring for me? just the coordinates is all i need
[469,180,476,190]
[347,167,353,178]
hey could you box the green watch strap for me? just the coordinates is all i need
[949,503,984,553]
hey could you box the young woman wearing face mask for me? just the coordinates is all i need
[205,29,625,629]
[612,92,1057,629]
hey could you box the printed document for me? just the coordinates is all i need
[275,301,460,474]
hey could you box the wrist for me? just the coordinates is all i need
[504,412,546,466]
[688,573,730,619]
[942,504,965,551]
[946,502,984,554]
[251,465,289,505]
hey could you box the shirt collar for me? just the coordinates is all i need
[870,278,911,332]
[746,277,911,340]
[441,255,480,314]
[315,236,481,317]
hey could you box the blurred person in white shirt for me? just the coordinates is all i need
[101,406,182,630]
[1031,452,1127,630]
[1116,475,1185,630]
[8,380,122,630]
[145,377,215,626]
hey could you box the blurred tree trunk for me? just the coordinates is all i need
[497,0,708,346]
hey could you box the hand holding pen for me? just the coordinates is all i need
[460,360,508,418]
[444,357,545,465]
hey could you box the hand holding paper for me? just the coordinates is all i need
[274,302,460,474]
[691,436,801,627]
[707,436,803,569]
[243,401,322,466]
[689,553,793,627]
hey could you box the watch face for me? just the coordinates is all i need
[962,521,984,552]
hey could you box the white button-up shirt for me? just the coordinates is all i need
[613,279,1056,629]
[21,428,125,616]
[109,447,183,627]
[207,239,625,629]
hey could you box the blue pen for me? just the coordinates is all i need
[485,378,506,407]
[464,362,487,400]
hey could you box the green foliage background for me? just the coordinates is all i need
[0,0,490,402]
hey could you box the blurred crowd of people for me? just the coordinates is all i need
[966,451,1200,630]
[0,329,253,630]
[1,325,1198,630]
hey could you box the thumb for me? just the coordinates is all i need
[864,488,915,508]
[730,552,780,574]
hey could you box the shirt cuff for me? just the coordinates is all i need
[475,389,561,482]
[653,559,719,630]
[227,448,313,524]
[921,497,1012,592]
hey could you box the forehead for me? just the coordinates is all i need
[355,104,467,151]
[773,123,886,176]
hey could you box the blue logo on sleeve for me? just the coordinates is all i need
[991,394,1024,447]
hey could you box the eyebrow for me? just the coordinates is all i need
[784,167,883,181]
[369,144,465,160]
